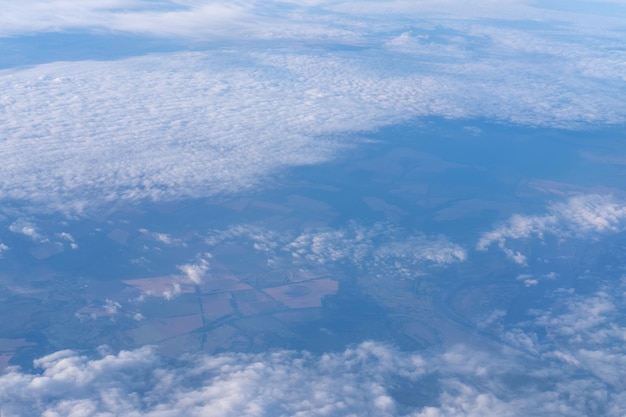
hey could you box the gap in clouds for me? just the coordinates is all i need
[0,32,186,69]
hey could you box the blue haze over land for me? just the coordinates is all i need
[0,1,626,416]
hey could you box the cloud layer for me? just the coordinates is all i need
[2,0,625,39]
[0,2,624,214]
[203,222,466,279]
[2,286,626,417]
[2,46,624,214]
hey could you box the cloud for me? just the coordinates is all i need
[138,229,187,247]
[2,327,626,416]
[177,253,212,285]
[477,194,626,263]
[0,1,251,38]
[2,1,624,40]
[57,232,78,249]
[0,4,624,216]
[285,223,466,277]
[531,287,626,387]
[204,222,466,278]
[8,219,47,242]
[0,342,425,417]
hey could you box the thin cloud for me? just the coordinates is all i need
[8,220,48,242]
[203,222,466,278]
[2,1,624,39]
[477,194,626,263]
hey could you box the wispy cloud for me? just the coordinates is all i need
[3,1,625,39]
[477,194,626,264]
[8,219,48,242]
[204,222,466,278]
[285,222,466,276]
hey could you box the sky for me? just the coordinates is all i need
[1,0,626,416]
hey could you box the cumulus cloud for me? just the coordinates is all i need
[0,342,425,417]
[477,194,626,263]
[177,253,212,285]
[1,332,626,416]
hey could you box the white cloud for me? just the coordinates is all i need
[499,277,626,391]
[204,222,466,278]
[8,220,47,242]
[286,224,467,277]
[2,1,624,40]
[0,342,426,417]
[103,299,121,316]
[138,229,186,247]
[177,253,212,285]
[57,232,78,249]
[1,333,626,416]
[0,6,624,215]
[478,195,626,262]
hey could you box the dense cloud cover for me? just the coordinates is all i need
[0,1,625,214]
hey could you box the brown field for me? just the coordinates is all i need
[199,276,253,293]
[157,333,203,357]
[202,325,249,353]
[264,278,338,309]
[128,314,202,345]
[0,338,36,371]
[201,293,235,320]
[233,289,283,316]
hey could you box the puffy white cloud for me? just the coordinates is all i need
[0,342,426,417]
[177,253,212,285]
[2,331,626,416]
[477,194,626,263]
